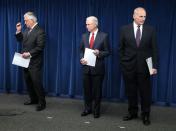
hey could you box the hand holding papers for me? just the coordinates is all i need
[83,48,97,67]
[146,57,153,75]
[12,52,30,68]
[146,57,157,75]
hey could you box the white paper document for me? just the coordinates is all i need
[83,48,97,67]
[12,52,30,68]
[146,57,153,75]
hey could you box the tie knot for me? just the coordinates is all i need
[137,25,140,28]
[92,33,94,36]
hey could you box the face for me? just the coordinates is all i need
[24,16,34,29]
[86,19,97,33]
[133,9,146,25]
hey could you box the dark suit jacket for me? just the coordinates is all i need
[119,24,158,74]
[15,24,45,69]
[80,31,110,75]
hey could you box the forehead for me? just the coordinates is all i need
[136,9,146,16]
[86,19,94,24]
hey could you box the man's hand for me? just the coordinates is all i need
[151,68,157,75]
[80,58,87,65]
[22,52,31,59]
[93,49,99,56]
[16,22,22,33]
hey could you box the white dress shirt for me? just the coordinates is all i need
[133,22,143,39]
[89,29,98,44]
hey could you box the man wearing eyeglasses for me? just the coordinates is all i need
[15,11,46,111]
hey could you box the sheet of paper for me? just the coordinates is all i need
[83,48,97,67]
[12,52,30,68]
[146,57,153,75]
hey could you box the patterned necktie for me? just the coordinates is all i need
[136,25,141,47]
[89,33,94,48]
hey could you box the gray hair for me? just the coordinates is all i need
[133,7,146,15]
[24,12,37,22]
[86,16,98,26]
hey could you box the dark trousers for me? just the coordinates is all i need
[23,68,46,105]
[83,74,104,113]
[123,72,151,115]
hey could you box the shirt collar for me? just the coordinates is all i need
[31,22,38,30]
[133,22,143,28]
[90,28,98,36]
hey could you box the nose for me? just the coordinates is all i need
[142,16,146,20]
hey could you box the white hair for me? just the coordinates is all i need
[86,16,98,26]
[133,7,146,15]
[24,12,37,22]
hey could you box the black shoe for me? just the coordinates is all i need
[24,101,38,105]
[142,115,151,126]
[36,104,46,111]
[81,110,92,116]
[123,114,138,121]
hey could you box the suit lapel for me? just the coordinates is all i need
[93,32,101,49]
[27,24,39,38]
[130,24,137,47]
[30,24,38,34]
[23,25,39,43]
[140,25,146,45]
[23,29,30,43]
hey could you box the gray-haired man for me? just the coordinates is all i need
[80,16,110,118]
[15,11,46,111]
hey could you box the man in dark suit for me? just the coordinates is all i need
[119,7,158,125]
[80,16,110,118]
[15,12,46,111]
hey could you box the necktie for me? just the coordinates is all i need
[136,25,141,47]
[89,33,94,48]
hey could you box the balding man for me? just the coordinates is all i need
[15,11,46,111]
[119,7,158,125]
[80,16,110,118]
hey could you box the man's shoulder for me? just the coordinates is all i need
[34,25,45,33]
[143,24,155,32]
[96,31,108,39]
[144,24,154,29]
[98,31,108,35]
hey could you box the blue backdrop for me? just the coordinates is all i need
[0,0,176,106]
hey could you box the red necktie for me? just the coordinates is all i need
[89,33,94,48]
